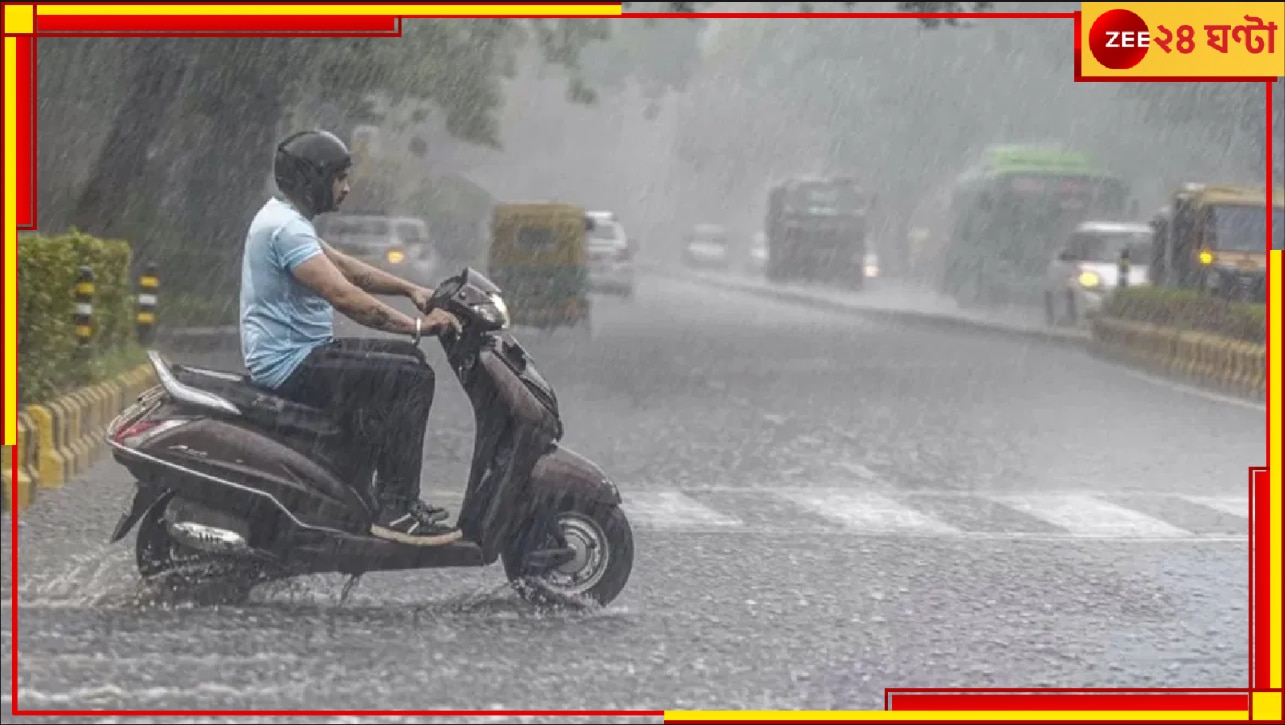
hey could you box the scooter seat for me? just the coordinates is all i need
[171,363,342,438]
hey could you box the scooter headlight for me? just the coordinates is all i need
[476,292,511,329]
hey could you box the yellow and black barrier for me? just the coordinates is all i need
[1091,316,1266,399]
[2,412,42,514]
[13,364,158,509]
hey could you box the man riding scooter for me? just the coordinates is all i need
[240,129,463,546]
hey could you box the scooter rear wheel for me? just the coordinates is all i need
[504,499,634,608]
[135,495,258,605]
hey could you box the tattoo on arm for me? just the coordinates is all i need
[350,271,378,290]
[319,238,414,296]
[345,297,412,334]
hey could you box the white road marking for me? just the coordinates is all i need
[988,493,1191,538]
[620,491,743,529]
[1110,365,1266,412]
[1180,495,1251,519]
[774,489,960,535]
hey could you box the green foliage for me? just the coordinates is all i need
[17,230,141,404]
[1102,287,1266,345]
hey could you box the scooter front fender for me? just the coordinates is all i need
[528,444,621,507]
[110,483,173,543]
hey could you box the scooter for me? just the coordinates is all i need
[105,267,634,607]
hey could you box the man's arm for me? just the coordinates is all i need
[319,240,425,297]
[291,254,419,335]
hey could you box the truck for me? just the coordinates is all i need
[764,176,875,288]
[938,144,1134,308]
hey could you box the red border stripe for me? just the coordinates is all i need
[36,15,399,33]
[14,35,33,228]
[1253,467,1272,688]
[888,693,1250,711]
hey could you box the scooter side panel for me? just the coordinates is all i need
[529,444,622,506]
[126,417,373,532]
[480,352,558,434]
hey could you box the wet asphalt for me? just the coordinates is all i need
[3,269,1263,721]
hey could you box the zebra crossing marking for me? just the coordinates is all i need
[770,489,961,535]
[418,486,1251,541]
[1178,495,1250,519]
[619,491,743,529]
[979,493,1192,539]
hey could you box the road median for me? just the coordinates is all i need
[1090,317,1266,400]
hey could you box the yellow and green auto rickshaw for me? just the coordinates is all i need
[1150,183,1282,302]
[486,202,593,333]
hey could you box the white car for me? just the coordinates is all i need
[1045,221,1152,326]
[683,224,731,270]
[315,214,437,282]
[586,212,636,299]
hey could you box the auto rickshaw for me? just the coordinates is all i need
[487,202,593,333]
[1150,183,1282,302]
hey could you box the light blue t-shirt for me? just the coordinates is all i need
[240,197,335,389]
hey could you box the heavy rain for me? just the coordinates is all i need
[5,1,1277,720]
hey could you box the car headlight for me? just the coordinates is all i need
[386,249,406,264]
[1078,270,1101,288]
[476,292,510,329]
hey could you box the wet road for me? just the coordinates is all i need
[3,271,1263,718]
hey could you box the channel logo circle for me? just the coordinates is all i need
[1089,8,1150,70]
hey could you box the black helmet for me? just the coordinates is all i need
[274,129,353,216]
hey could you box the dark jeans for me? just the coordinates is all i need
[275,338,435,512]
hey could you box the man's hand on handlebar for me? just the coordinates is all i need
[408,286,437,315]
[420,308,462,337]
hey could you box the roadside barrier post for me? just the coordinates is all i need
[74,265,95,358]
[137,262,159,345]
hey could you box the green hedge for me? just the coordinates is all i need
[1101,287,1266,345]
[17,230,142,405]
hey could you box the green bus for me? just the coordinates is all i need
[939,145,1135,307]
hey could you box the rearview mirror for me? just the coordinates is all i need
[1057,250,1075,262]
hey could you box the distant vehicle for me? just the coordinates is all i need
[683,224,731,270]
[863,250,880,280]
[938,144,1137,308]
[748,231,768,274]
[1044,221,1152,326]
[1148,183,1281,303]
[764,175,875,288]
[314,214,437,282]
[585,211,636,299]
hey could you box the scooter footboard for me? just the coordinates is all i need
[528,444,621,507]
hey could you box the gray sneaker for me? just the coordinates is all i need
[370,501,462,546]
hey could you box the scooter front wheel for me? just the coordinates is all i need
[504,499,634,608]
